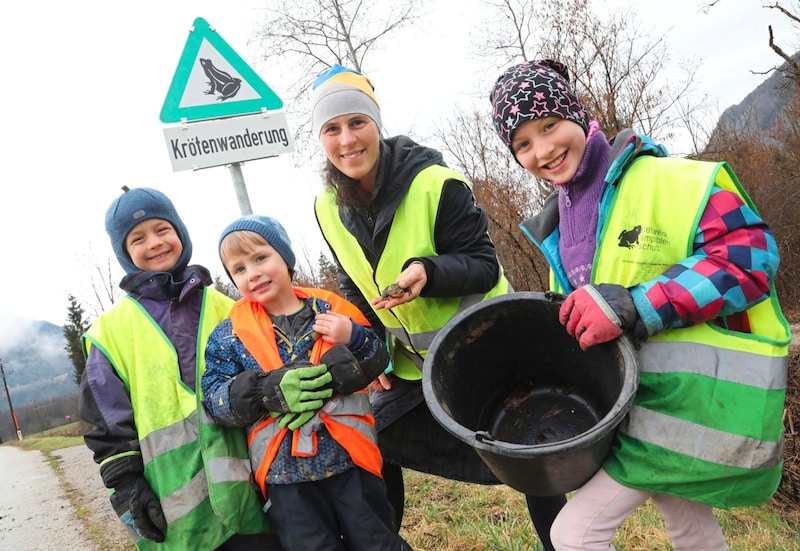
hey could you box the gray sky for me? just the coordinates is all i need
[0,0,795,328]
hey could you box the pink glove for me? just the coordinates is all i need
[558,284,640,351]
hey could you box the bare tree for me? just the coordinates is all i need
[75,248,123,320]
[702,1,800,82]
[252,0,422,157]
[765,2,800,81]
[428,0,712,290]
[433,111,551,291]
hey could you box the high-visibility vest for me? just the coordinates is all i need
[84,288,271,549]
[228,287,383,498]
[594,156,790,508]
[315,164,509,380]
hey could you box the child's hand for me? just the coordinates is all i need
[313,311,353,344]
[372,262,427,310]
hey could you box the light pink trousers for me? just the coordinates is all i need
[550,469,729,550]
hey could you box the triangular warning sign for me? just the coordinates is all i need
[160,17,284,123]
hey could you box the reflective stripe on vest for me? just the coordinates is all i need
[315,164,509,378]
[248,391,379,497]
[84,288,270,546]
[593,156,789,508]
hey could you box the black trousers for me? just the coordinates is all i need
[266,468,412,551]
[217,532,285,551]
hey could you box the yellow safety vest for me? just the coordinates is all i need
[84,288,271,549]
[315,164,509,380]
[594,156,790,508]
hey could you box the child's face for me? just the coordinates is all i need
[511,117,587,184]
[223,240,294,313]
[125,218,182,273]
[319,113,380,188]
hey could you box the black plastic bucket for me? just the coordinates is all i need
[422,291,638,496]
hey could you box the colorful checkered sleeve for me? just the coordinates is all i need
[633,185,779,334]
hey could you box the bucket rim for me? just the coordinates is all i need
[422,292,640,457]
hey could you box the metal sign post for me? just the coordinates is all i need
[229,162,253,215]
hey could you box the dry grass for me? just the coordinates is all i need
[399,471,800,550]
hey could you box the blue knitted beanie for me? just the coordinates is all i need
[218,215,296,271]
[104,187,193,277]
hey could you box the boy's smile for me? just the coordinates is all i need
[125,218,182,273]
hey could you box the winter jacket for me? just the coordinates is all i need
[314,135,512,484]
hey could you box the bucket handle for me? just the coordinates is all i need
[544,290,566,304]
[475,431,495,443]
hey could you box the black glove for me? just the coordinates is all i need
[320,344,387,395]
[110,476,167,543]
[230,365,333,419]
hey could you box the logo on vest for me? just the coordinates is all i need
[617,224,671,252]
[618,225,641,248]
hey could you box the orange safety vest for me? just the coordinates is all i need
[229,287,383,497]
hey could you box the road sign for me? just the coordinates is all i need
[163,111,295,171]
[160,17,284,123]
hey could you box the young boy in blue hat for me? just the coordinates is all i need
[202,214,411,551]
[80,187,282,550]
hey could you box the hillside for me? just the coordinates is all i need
[708,53,799,145]
[0,313,77,439]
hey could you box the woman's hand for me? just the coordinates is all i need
[368,372,392,392]
[372,262,427,310]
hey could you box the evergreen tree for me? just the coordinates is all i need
[63,294,91,386]
[317,252,340,295]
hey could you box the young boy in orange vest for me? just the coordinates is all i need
[202,214,411,551]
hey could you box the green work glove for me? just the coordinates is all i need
[260,363,333,413]
[277,411,316,430]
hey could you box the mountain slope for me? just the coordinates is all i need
[0,313,77,408]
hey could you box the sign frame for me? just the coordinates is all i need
[160,17,284,123]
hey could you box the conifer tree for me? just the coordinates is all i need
[63,294,91,386]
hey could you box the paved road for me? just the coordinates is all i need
[0,445,99,550]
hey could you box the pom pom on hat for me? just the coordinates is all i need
[490,59,589,150]
[104,187,192,278]
[219,215,296,272]
[311,64,382,137]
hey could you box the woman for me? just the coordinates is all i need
[312,64,567,551]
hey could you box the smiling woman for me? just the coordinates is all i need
[310,64,568,551]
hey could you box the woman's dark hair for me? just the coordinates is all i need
[322,159,371,209]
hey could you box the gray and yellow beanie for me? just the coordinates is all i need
[310,64,382,137]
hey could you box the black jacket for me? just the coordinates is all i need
[324,135,500,339]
